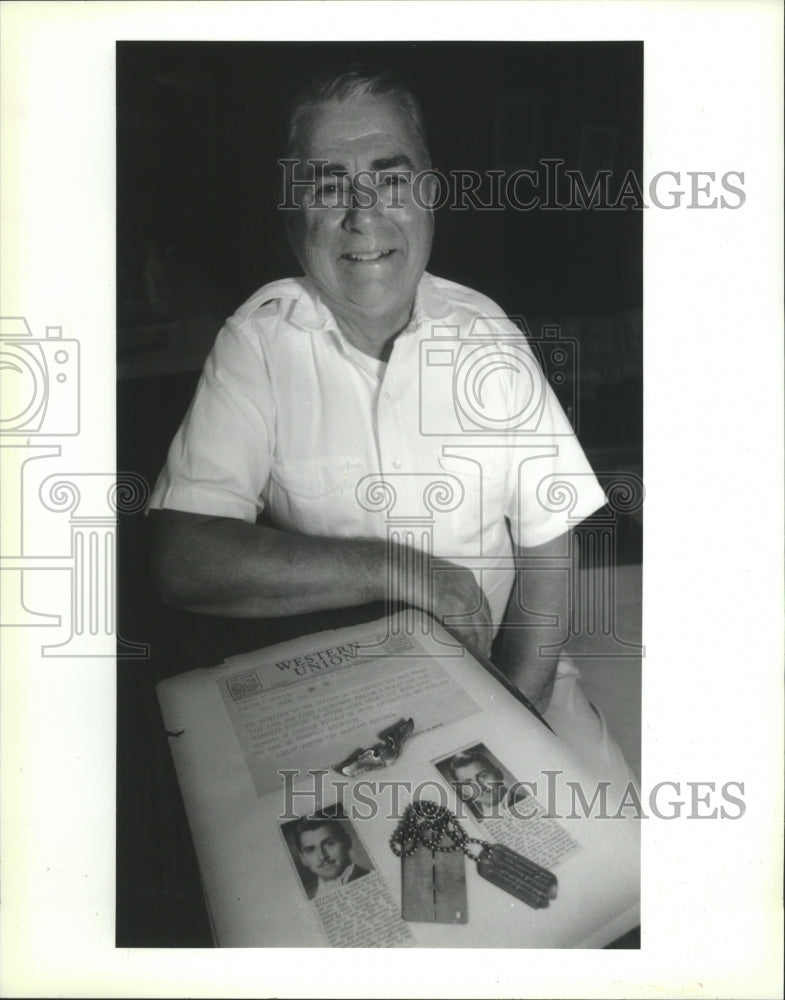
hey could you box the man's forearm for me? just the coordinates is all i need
[494,534,570,712]
[149,510,493,653]
[149,509,387,618]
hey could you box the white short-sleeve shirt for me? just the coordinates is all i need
[149,272,606,626]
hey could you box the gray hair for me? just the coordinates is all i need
[286,65,431,167]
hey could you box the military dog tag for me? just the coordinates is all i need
[476,843,558,908]
[391,799,558,922]
[401,833,468,924]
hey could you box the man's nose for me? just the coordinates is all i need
[341,186,378,231]
[341,206,374,232]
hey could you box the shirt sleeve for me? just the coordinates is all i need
[505,353,607,549]
[147,315,276,522]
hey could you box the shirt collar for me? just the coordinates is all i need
[410,272,453,330]
[286,277,333,333]
[339,862,356,885]
[313,862,355,897]
[286,272,453,336]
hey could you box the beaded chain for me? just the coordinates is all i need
[389,799,488,862]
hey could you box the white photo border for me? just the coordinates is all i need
[1,2,782,998]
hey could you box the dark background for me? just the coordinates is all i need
[118,40,642,324]
[117,41,643,947]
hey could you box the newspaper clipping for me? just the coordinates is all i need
[279,803,413,948]
[219,628,480,797]
[433,742,581,868]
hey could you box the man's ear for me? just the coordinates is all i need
[418,170,440,210]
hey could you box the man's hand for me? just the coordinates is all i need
[380,540,493,655]
[424,556,494,657]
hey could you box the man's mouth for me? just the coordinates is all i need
[340,249,396,262]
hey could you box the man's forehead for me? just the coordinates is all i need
[300,824,334,843]
[456,761,489,775]
[298,97,423,166]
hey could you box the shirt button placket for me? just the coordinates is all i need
[377,382,393,475]
[379,338,414,480]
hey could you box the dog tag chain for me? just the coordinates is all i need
[390,799,558,921]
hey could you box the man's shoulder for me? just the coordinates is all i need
[229,276,311,327]
[215,276,332,363]
[424,273,522,333]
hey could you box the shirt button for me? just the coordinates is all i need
[392,459,402,469]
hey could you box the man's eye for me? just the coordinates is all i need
[313,178,348,204]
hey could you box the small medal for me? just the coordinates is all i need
[335,717,415,776]
[390,799,557,920]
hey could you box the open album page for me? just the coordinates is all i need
[157,613,639,947]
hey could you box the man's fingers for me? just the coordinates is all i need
[469,618,493,658]
[450,590,493,630]
[411,554,495,656]
[448,622,493,658]
[467,606,494,657]
[446,591,494,657]
[429,563,494,656]
[475,627,493,658]
[441,611,492,652]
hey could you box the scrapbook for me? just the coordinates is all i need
[157,612,640,947]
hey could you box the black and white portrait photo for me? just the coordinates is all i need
[116,36,643,945]
[435,742,530,821]
[2,4,781,997]
[281,807,374,901]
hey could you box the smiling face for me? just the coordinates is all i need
[285,94,435,356]
[298,824,351,882]
[453,759,508,809]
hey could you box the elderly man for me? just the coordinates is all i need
[294,816,369,899]
[149,67,632,782]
